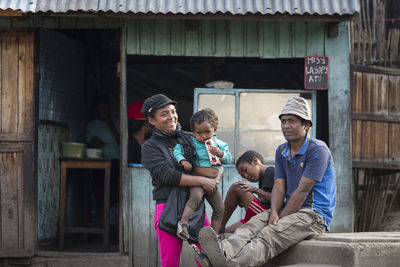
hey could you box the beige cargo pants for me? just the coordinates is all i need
[222,208,326,267]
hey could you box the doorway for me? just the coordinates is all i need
[37,29,121,252]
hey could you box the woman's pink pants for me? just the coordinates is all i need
[154,203,210,267]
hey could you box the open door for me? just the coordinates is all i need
[0,30,35,257]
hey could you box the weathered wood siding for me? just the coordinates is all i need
[126,20,326,57]
[0,16,124,29]
[351,65,400,167]
[129,166,246,267]
[0,30,35,257]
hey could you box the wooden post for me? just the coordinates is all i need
[325,22,354,232]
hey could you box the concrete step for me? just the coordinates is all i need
[279,264,340,267]
[30,252,129,267]
[265,232,400,267]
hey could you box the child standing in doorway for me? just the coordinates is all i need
[174,108,232,240]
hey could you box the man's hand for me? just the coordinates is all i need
[268,210,279,225]
[180,160,193,172]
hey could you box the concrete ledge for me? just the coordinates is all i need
[265,232,400,267]
[31,252,129,267]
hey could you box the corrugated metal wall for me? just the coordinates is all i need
[127,20,326,58]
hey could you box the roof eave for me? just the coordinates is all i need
[32,11,357,22]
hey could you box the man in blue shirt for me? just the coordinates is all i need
[194,97,336,267]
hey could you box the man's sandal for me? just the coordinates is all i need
[199,226,228,267]
[177,221,189,240]
[190,244,213,267]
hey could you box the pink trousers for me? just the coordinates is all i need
[154,203,210,267]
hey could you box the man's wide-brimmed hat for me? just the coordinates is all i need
[141,94,177,118]
[279,97,312,126]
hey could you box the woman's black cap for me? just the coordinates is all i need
[141,94,177,118]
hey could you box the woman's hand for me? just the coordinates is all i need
[201,177,219,194]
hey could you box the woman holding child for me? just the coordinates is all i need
[141,94,226,267]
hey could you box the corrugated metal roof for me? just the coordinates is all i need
[0,0,360,15]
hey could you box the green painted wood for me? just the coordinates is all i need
[126,20,139,55]
[200,20,214,57]
[93,17,108,29]
[325,22,353,233]
[139,20,154,55]
[11,16,34,28]
[261,22,277,58]
[185,23,200,56]
[277,22,292,58]
[214,20,227,57]
[154,20,170,56]
[0,18,327,60]
[293,22,307,57]
[41,17,59,28]
[58,17,76,28]
[107,18,123,28]
[131,167,157,267]
[245,21,259,57]
[0,18,11,28]
[170,20,184,56]
[120,27,130,256]
[76,17,93,28]
[307,22,326,56]
[229,21,244,57]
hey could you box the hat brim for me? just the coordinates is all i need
[279,112,313,126]
[153,100,177,111]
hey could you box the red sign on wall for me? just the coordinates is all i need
[304,56,329,90]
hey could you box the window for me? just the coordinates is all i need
[194,89,316,164]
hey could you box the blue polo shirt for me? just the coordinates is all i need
[274,135,336,228]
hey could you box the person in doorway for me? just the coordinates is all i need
[220,150,274,234]
[87,94,120,159]
[173,108,232,240]
[86,94,120,224]
[127,101,152,164]
[141,94,221,267]
[194,97,336,267]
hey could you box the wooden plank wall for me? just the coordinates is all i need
[126,20,326,58]
[351,0,400,67]
[352,65,400,231]
[0,31,35,257]
[352,66,400,167]
[129,166,246,267]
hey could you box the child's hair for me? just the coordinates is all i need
[235,150,265,168]
[190,108,219,131]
